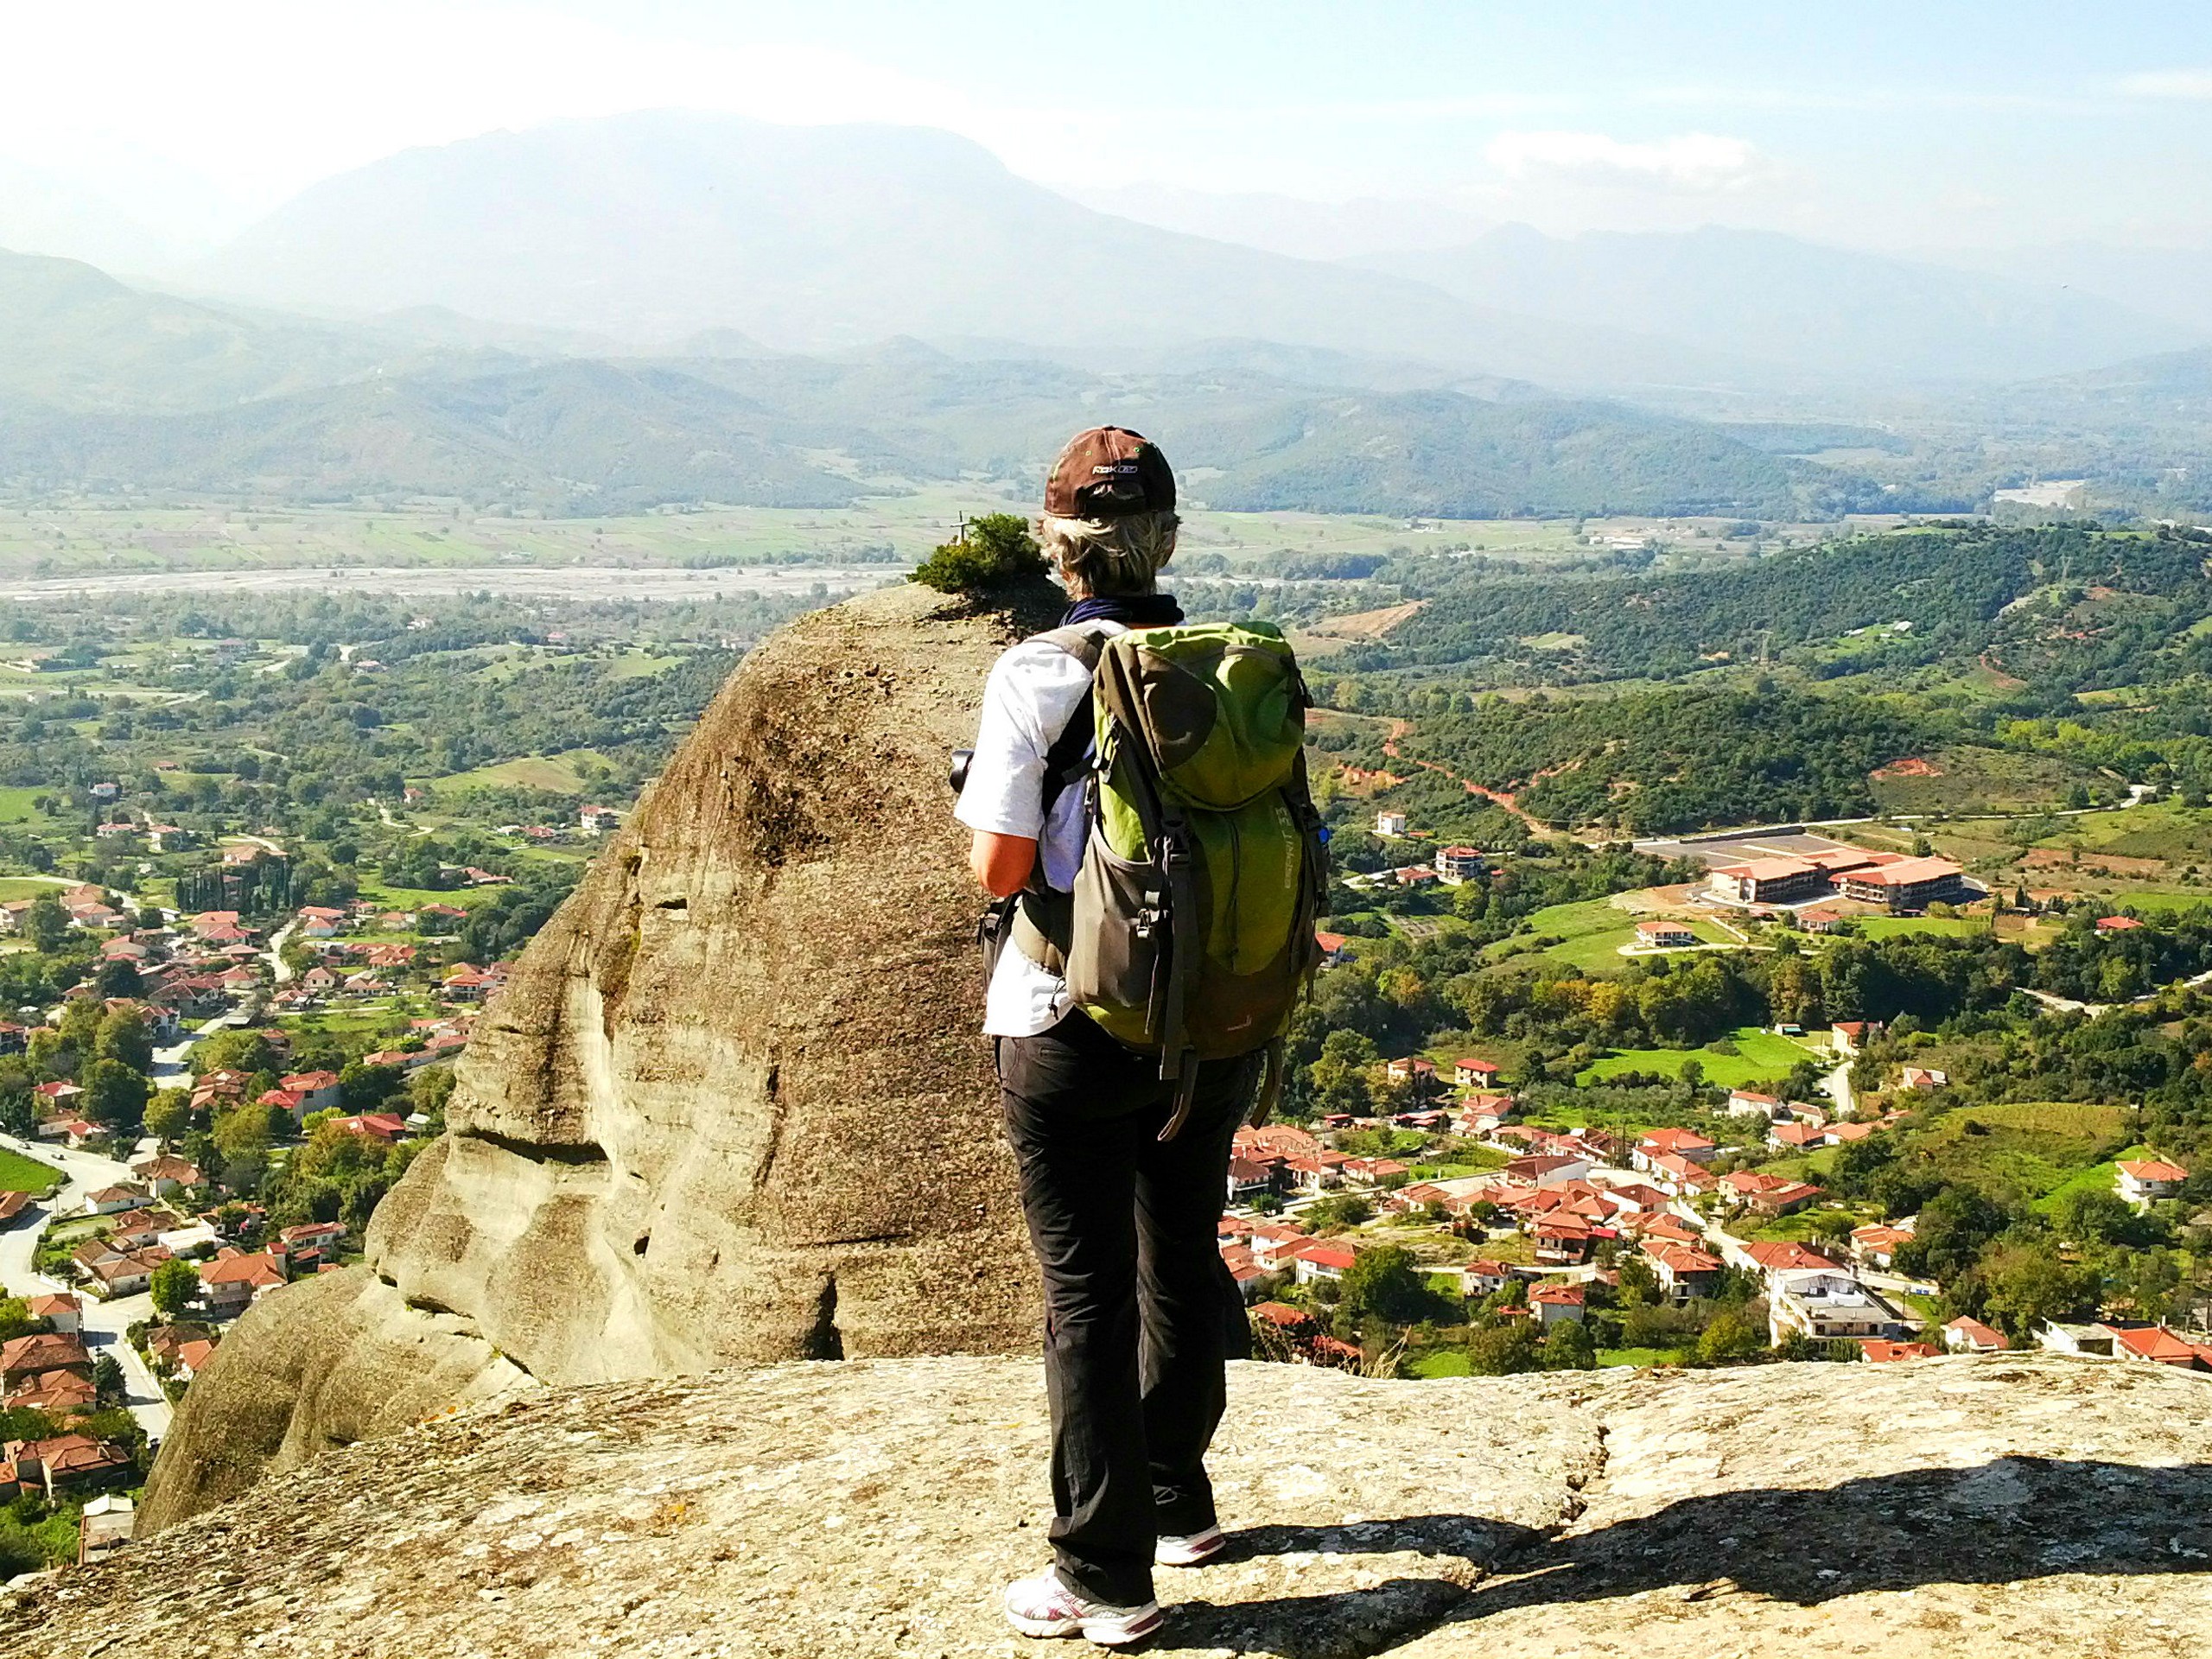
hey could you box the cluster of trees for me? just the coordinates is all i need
[1821,1126,2211,1339]
[165,1026,448,1216]
[0,995,156,1140]
[1281,1242,1806,1378]
[1349,525,2203,682]
[1430,918,2212,1085]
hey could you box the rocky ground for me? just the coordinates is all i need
[13,1352,2212,1658]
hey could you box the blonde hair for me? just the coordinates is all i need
[1034,509,1179,597]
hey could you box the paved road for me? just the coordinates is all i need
[1821,1054,1857,1120]
[0,1136,174,1442]
[263,918,298,986]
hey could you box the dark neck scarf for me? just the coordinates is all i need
[1063,591,1185,630]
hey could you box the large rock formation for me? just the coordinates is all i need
[142,576,1065,1530]
[22,1354,2212,1657]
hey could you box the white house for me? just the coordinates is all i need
[79,1184,149,1217]
[1375,810,1408,837]
[1943,1316,2009,1354]
[1768,1268,1902,1345]
[2116,1157,2188,1211]
[1529,1283,1586,1326]
[1433,846,1485,884]
[1725,1088,1784,1120]
[1290,1242,1357,1285]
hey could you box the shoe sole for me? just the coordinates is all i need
[1154,1536,1225,1567]
[1006,1609,1165,1645]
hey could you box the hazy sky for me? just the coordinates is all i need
[6,0,2210,252]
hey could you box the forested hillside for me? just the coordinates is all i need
[1356,524,2212,680]
[1300,524,2212,834]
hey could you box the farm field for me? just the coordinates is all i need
[2107,888,2212,916]
[424,750,614,796]
[1909,1102,2133,1206]
[352,880,512,912]
[1850,914,1991,939]
[1580,1025,1825,1087]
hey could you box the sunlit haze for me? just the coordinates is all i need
[5,0,2210,259]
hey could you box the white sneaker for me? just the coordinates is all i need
[1154,1526,1226,1567]
[1003,1567,1165,1645]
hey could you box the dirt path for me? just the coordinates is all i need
[1378,734,1556,838]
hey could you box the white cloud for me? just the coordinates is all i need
[2121,69,2212,99]
[1483,130,1766,193]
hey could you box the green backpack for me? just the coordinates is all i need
[1010,620,1330,1137]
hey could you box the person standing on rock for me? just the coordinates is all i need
[958,426,1327,1645]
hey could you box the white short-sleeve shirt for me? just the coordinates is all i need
[955,624,1125,1036]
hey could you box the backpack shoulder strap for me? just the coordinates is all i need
[1027,625,1111,818]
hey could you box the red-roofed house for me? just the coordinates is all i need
[1384,1056,1437,1090]
[330,1112,407,1141]
[1719,1170,1824,1216]
[282,1070,343,1112]
[2095,915,2144,932]
[26,1294,79,1334]
[1943,1316,2009,1354]
[1850,1224,1916,1268]
[1831,1020,1879,1055]
[80,1183,147,1217]
[1837,856,1967,911]
[1709,855,1826,906]
[2117,1157,2189,1210]
[1506,1153,1592,1186]
[1452,1058,1503,1090]
[1643,1240,1723,1299]
[1290,1242,1358,1285]
[1633,1128,1717,1171]
[1735,1239,1841,1281]
[2104,1324,2212,1370]
[1533,1217,1603,1265]
[7,1433,130,1497]
[1860,1338,1942,1363]
[1225,1156,1274,1204]
[1769,1121,1827,1151]
[1528,1282,1586,1325]
[0,1332,91,1394]
[1725,1088,1783,1120]
[197,1249,289,1318]
[1643,1152,1719,1196]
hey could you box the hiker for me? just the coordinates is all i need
[957,426,1326,1645]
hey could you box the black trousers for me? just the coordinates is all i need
[998,1011,1259,1607]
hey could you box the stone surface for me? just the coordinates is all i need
[19,1354,2212,1658]
[145,576,1067,1529]
[137,1266,529,1531]
[1396,1354,2212,1658]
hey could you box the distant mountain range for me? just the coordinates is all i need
[1357,224,2195,385]
[0,245,1875,517]
[175,112,2201,395]
[5,105,2209,520]
[188,111,1765,397]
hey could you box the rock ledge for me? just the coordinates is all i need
[16,1353,2212,1658]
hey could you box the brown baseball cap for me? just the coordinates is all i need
[1043,425,1176,520]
